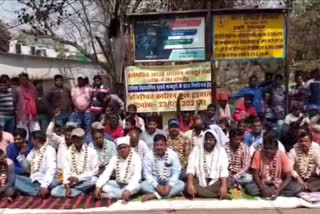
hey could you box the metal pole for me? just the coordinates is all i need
[284,10,289,115]
[207,1,216,105]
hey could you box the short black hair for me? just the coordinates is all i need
[263,130,278,149]
[147,115,158,124]
[154,134,167,143]
[249,75,257,81]
[127,104,137,111]
[126,117,136,126]
[31,131,46,143]
[229,128,244,139]
[297,131,311,140]
[207,104,216,109]
[13,128,27,138]
[54,74,63,80]
[93,75,102,80]
[19,72,29,78]
[0,75,9,81]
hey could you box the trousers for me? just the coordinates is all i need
[15,175,57,196]
[101,180,140,199]
[141,180,184,199]
[51,177,97,198]
[193,178,232,198]
[245,181,302,197]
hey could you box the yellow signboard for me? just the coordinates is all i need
[126,62,211,113]
[213,13,285,60]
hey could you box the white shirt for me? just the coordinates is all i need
[184,130,204,147]
[284,113,310,125]
[96,150,142,193]
[46,121,70,169]
[209,124,229,146]
[132,140,151,160]
[88,140,116,167]
[17,144,57,188]
[63,144,99,184]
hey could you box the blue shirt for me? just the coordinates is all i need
[244,132,262,147]
[143,149,181,188]
[88,139,116,167]
[231,87,263,113]
[6,141,32,175]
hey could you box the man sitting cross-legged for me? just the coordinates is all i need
[141,134,185,201]
[51,128,99,198]
[245,131,302,199]
[94,137,142,201]
[15,131,57,198]
[186,130,230,199]
[224,128,252,187]
[288,131,320,192]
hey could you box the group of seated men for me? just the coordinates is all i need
[0,110,320,203]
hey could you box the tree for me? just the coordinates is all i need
[0,20,11,52]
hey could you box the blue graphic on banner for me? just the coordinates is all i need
[128,81,211,93]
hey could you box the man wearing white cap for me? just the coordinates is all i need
[95,136,142,201]
[70,74,92,133]
[51,128,99,198]
[86,121,114,144]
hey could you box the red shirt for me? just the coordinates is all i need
[233,102,258,122]
[104,124,123,139]
[179,117,193,133]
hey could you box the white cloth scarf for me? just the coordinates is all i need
[193,130,228,187]
[219,104,232,119]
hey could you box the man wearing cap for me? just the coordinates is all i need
[95,135,142,201]
[51,128,99,198]
[86,121,113,144]
[167,119,192,179]
[216,91,233,122]
[89,131,116,175]
[141,134,184,201]
[70,74,92,133]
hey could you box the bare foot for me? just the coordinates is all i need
[141,194,156,202]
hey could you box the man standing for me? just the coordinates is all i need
[224,128,252,186]
[90,75,109,123]
[15,131,56,198]
[245,131,302,199]
[51,128,99,198]
[95,137,142,201]
[70,75,92,133]
[288,132,320,192]
[15,73,40,137]
[0,77,15,133]
[186,130,229,199]
[167,119,192,178]
[140,116,165,150]
[89,131,116,175]
[141,134,184,201]
[46,75,72,127]
[231,75,263,116]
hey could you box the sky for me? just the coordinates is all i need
[0,0,24,30]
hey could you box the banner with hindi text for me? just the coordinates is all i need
[126,62,211,113]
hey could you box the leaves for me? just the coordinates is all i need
[0,20,11,52]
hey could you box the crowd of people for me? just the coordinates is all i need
[0,69,320,204]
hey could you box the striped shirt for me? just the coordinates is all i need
[0,90,15,117]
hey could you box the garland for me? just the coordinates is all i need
[264,154,277,183]
[95,140,108,167]
[115,150,133,183]
[296,145,315,181]
[0,165,7,187]
[203,152,209,176]
[71,145,88,175]
[225,144,243,173]
[31,145,47,174]
[154,150,169,180]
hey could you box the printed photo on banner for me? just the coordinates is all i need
[134,17,205,62]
